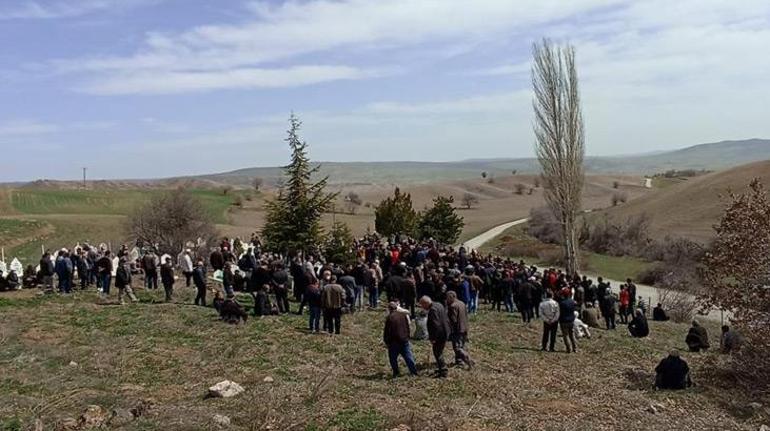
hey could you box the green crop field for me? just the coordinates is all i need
[9,189,236,223]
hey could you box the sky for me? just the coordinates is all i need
[1,0,769,182]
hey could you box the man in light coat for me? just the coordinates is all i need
[539,291,560,352]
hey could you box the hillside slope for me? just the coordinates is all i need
[602,159,770,243]
[190,138,770,186]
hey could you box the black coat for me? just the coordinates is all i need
[629,314,649,338]
[655,355,690,389]
[427,302,450,342]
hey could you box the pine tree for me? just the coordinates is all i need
[374,187,418,237]
[324,221,357,265]
[418,195,464,244]
[262,114,336,254]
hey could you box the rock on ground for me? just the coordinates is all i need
[207,380,245,398]
[213,414,231,426]
[78,405,110,429]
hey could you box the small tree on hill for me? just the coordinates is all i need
[461,192,479,209]
[345,191,362,214]
[126,189,218,255]
[514,183,526,195]
[374,187,418,237]
[418,196,464,244]
[702,179,770,388]
[481,171,487,179]
[324,221,357,265]
[253,177,264,191]
[262,114,336,254]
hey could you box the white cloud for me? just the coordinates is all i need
[56,0,617,93]
[0,120,115,137]
[0,0,161,20]
[78,65,383,95]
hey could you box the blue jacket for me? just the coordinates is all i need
[558,298,577,323]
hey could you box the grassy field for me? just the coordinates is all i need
[480,224,654,281]
[0,219,47,246]
[0,287,763,430]
[8,189,237,224]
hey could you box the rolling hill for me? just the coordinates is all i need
[187,138,770,187]
[600,159,770,243]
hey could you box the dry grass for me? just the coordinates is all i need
[0,285,765,431]
[602,160,770,243]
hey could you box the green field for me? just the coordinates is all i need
[9,189,236,223]
[1,188,242,264]
[0,287,757,430]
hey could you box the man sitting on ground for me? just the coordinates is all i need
[581,302,600,328]
[220,293,248,324]
[628,308,650,338]
[655,350,692,390]
[685,320,710,352]
[652,303,670,321]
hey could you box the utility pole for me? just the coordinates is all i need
[82,167,87,189]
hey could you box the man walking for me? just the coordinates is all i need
[160,256,175,302]
[321,275,345,335]
[446,291,473,369]
[96,250,113,298]
[115,257,138,304]
[539,291,560,352]
[179,249,194,287]
[193,260,207,306]
[142,249,159,290]
[420,295,450,378]
[383,302,418,378]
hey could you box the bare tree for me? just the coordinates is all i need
[532,38,585,275]
[461,192,479,209]
[514,183,526,195]
[126,190,218,255]
[253,177,264,191]
[345,191,362,214]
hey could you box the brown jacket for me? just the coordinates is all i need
[383,311,411,346]
[321,283,345,309]
[447,300,469,335]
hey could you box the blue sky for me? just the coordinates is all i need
[1,0,769,181]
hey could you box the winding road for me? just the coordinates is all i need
[461,218,725,322]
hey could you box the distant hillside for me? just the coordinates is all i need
[190,138,770,186]
[600,159,770,243]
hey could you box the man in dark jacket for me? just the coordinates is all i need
[655,350,692,390]
[160,257,175,302]
[192,260,207,306]
[652,303,670,321]
[383,302,418,378]
[271,263,290,314]
[39,251,55,291]
[142,250,159,290]
[220,293,249,324]
[446,291,473,369]
[116,257,138,304]
[558,294,578,353]
[517,277,536,324]
[686,320,710,352]
[209,247,225,272]
[55,250,74,294]
[628,309,650,338]
[321,276,345,334]
[96,250,113,297]
[420,295,450,378]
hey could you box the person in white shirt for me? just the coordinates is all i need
[178,249,194,287]
[573,311,592,339]
[539,291,560,352]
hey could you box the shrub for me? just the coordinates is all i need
[612,181,620,189]
[611,192,627,206]
[657,287,698,323]
[527,207,562,244]
[514,183,526,195]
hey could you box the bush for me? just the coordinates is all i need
[657,287,698,323]
[527,207,562,244]
[611,192,627,206]
[612,181,620,189]
[514,183,526,195]
[582,214,651,257]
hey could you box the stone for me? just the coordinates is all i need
[68,361,78,367]
[647,405,658,414]
[263,376,274,383]
[33,419,44,431]
[759,425,769,431]
[78,405,110,429]
[109,408,135,426]
[207,380,245,398]
[749,402,763,411]
[390,425,412,431]
[131,398,156,418]
[55,417,78,431]
[213,414,231,426]
[119,383,145,392]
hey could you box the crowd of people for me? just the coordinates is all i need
[4,232,741,387]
